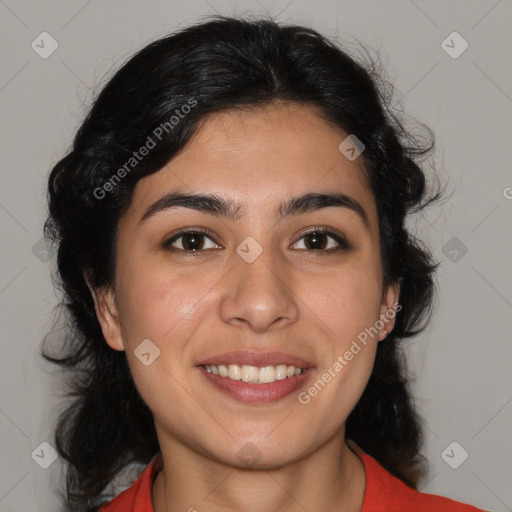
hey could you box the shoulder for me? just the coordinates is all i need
[356,447,489,512]
[98,454,162,512]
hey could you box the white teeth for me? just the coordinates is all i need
[228,364,241,380]
[241,365,259,383]
[203,363,306,383]
[275,365,288,380]
[258,366,276,383]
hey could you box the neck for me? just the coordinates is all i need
[152,434,365,512]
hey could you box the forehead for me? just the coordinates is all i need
[126,102,378,230]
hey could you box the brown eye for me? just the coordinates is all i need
[164,230,220,252]
[303,231,329,250]
[292,229,350,252]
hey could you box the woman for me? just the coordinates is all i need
[43,15,487,512]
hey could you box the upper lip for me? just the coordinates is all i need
[196,350,314,368]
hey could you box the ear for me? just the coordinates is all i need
[377,279,401,342]
[85,276,125,351]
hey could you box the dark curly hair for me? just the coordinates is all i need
[42,15,444,512]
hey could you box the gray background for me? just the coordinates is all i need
[1,0,511,510]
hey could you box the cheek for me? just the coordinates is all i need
[302,264,383,344]
[114,267,210,419]
[297,261,382,415]
[114,261,221,406]
[297,286,379,434]
[301,346,376,440]
[115,257,206,342]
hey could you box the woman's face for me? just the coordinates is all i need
[95,102,399,467]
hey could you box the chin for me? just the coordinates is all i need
[204,433,311,470]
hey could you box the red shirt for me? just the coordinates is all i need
[99,448,488,511]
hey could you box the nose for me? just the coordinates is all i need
[219,248,299,333]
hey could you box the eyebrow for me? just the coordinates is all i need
[140,191,369,228]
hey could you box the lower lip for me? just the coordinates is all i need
[197,367,314,404]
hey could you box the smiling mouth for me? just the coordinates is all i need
[197,364,315,404]
[201,363,308,384]
[195,350,315,403]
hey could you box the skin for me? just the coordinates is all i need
[92,101,400,512]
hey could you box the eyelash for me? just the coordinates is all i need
[162,227,351,256]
